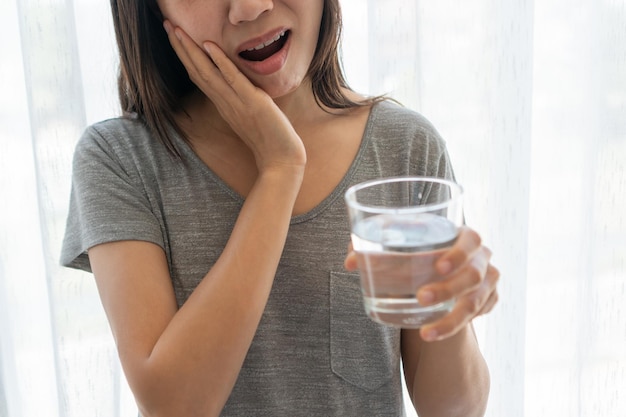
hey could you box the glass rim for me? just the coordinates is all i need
[344,176,464,215]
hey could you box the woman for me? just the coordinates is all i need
[61,0,499,415]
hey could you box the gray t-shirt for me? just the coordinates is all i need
[61,100,455,416]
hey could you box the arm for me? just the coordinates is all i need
[401,227,498,416]
[89,23,308,417]
[90,166,303,417]
[345,226,499,416]
[401,325,489,417]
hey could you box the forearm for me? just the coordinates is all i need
[132,168,305,416]
[411,325,490,417]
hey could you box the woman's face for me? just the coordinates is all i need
[157,0,325,99]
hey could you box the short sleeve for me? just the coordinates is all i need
[419,127,464,221]
[430,141,456,183]
[60,125,164,272]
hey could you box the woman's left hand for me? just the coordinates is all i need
[344,225,500,341]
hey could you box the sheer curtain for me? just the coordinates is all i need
[1,0,624,416]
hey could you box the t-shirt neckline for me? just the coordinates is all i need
[171,101,384,224]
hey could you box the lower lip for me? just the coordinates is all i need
[238,35,291,76]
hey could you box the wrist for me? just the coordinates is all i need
[257,163,305,185]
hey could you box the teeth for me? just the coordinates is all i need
[247,31,285,51]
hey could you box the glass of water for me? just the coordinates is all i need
[344,176,464,328]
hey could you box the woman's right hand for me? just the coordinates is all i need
[163,20,307,174]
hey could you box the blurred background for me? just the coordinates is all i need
[1,0,624,416]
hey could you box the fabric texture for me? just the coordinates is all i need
[61,100,455,416]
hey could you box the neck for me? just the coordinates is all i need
[272,79,322,124]
[182,78,324,135]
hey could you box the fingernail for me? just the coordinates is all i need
[419,290,435,304]
[423,328,438,341]
[438,260,452,275]
[203,42,212,54]
[163,20,171,34]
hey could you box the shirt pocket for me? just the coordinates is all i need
[329,271,401,392]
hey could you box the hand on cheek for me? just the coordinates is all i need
[162,20,245,101]
[161,20,307,173]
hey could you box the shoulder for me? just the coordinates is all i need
[72,116,176,173]
[373,100,437,127]
[76,116,154,156]
[366,100,447,151]
[356,100,455,178]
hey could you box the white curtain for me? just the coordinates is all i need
[1,0,624,416]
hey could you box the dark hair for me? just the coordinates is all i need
[110,0,376,156]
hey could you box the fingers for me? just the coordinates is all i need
[477,264,500,315]
[417,227,488,305]
[202,42,250,94]
[417,245,491,305]
[346,225,500,342]
[162,20,252,104]
[435,226,484,275]
[420,262,500,342]
[416,226,499,341]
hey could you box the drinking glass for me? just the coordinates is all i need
[344,176,464,328]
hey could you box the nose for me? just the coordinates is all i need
[229,0,273,25]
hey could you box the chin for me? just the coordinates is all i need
[257,77,305,100]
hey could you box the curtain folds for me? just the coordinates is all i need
[1,0,624,416]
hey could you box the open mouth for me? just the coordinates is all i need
[239,30,290,62]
